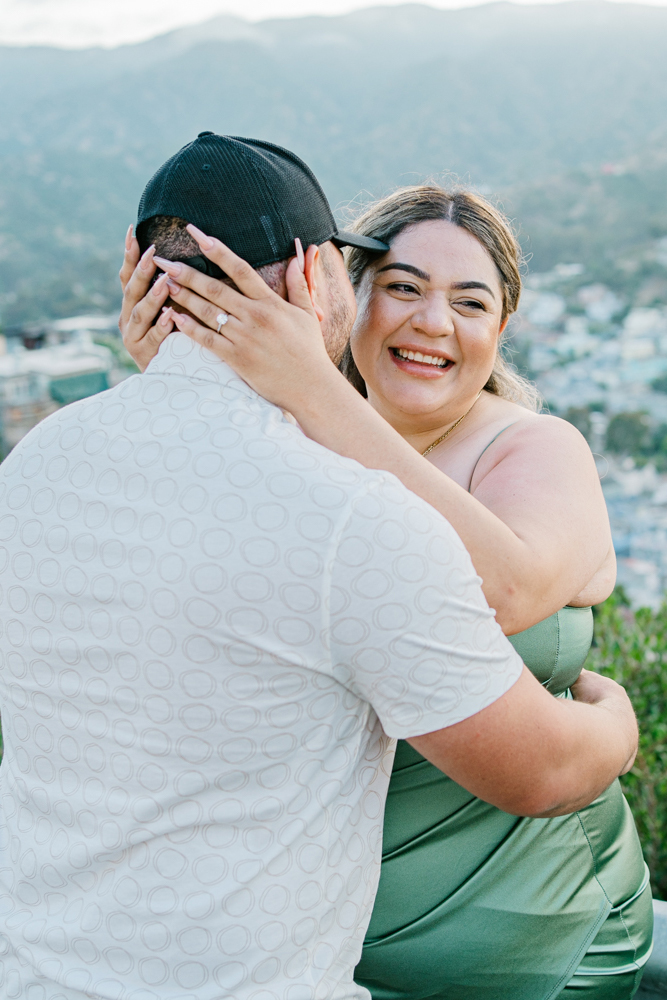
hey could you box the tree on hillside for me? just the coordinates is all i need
[605,412,651,456]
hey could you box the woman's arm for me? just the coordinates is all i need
[412,667,637,817]
[570,544,616,608]
[257,361,612,633]
[120,234,613,634]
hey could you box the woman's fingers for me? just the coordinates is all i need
[119,225,141,292]
[171,309,234,360]
[127,272,170,339]
[285,256,318,317]
[120,245,157,327]
[154,256,249,318]
[165,281,240,334]
[124,306,174,373]
[186,224,275,301]
[120,272,170,370]
[144,307,176,355]
[148,307,176,351]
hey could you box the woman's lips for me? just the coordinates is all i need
[389,347,454,378]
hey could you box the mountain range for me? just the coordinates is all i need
[2,2,667,325]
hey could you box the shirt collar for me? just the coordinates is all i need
[145,332,256,397]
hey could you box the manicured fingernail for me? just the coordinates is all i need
[166,278,181,294]
[151,272,169,296]
[125,224,134,251]
[140,245,155,270]
[154,256,182,276]
[159,308,172,328]
[294,238,305,273]
[186,224,215,250]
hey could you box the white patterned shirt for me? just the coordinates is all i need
[0,333,523,1000]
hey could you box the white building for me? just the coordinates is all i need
[0,331,114,452]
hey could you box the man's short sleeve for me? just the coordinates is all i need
[328,477,524,739]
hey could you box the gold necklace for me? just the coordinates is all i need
[421,392,482,458]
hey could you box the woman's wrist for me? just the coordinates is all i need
[287,364,364,429]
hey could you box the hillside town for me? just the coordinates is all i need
[0,314,133,451]
[515,235,667,606]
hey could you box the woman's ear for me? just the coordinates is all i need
[499,316,510,337]
[304,245,326,322]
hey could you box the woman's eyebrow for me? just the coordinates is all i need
[376,262,430,280]
[451,281,496,298]
[376,266,496,300]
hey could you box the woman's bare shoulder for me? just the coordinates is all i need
[514,411,591,451]
[488,405,591,453]
[471,406,596,490]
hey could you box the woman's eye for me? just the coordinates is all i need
[457,299,486,311]
[387,283,419,295]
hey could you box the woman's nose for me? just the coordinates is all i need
[411,295,454,337]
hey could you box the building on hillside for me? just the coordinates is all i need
[0,317,128,455]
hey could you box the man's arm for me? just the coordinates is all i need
[410,667,637,817]
[325,476,636,822]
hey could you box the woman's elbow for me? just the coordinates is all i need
[503,775,612,818]
[490,785,562,818]
[490,586,547,637]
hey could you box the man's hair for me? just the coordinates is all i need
[138,215,289,293]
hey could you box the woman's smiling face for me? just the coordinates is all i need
[350,219,507,433]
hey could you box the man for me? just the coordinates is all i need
[0,133,636,1000]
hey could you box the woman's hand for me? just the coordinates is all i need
[571,669,638,775]
[118,225,174,372]
[157,225,342,412]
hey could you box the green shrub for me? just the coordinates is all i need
[564,406,593,443]
[590,590,667,900]
[605,411,652,455]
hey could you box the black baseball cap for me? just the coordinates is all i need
[137,132,388,271]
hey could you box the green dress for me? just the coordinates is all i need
[355,606,653,1000]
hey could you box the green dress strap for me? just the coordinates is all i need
[467,422,518,490]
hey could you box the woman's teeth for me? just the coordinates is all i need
[394,348,449,368]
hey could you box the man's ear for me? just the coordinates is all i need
[303,245,325,323]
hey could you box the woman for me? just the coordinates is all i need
[121,186,652,998]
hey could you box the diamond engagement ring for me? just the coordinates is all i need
[216,312,229,333]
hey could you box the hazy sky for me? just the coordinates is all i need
[3,0,667,47]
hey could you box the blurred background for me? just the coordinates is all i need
[2,0,667,607]
[3,0,667,908]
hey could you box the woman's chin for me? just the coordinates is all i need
[372,381,460,420]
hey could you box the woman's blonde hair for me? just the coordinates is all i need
[341,184,541,411]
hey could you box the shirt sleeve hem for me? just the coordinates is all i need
[382,653,525,742]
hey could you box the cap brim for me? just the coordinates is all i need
[332,230,389,253]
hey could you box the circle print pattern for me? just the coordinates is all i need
[0,334,522,1000]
